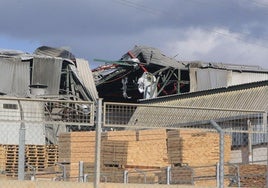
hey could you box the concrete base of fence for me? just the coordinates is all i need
[0,180,215,188]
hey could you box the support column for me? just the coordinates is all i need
[94,98,102,188]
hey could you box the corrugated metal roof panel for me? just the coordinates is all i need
[128,45,186,69]
[159,85,268,111]
[76,58,98,102]
[129,81,268,128]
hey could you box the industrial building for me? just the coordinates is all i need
[0,45,267,186]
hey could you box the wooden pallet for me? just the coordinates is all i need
[0,144,58,177]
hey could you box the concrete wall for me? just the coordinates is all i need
[230,147,267,164]
[0,180,214,188]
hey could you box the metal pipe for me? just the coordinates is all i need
[105,102,265,114]
[247,119,253,163]
[18,100,26,180]
[237,165,241,188]
[166,166,171,185]
[123,170,128,184]
[134,168,146,183]
[55,162,67,181]
[102,175,107,182]
[264,111,268,188]
[83,174,89,182]
[26,163,36,181]
[79,161,84,182]
[216,163,219,188]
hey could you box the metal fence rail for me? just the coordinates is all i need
[0,97,95,125]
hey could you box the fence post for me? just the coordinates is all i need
[63,165,66,181]
[216,162,219,188]
[83,174,89,182]
[94,98,103,188]
[18,100,26,180]
[166,166,171,185]
[79,161,84,182]
[210,120,224,188]
[264,111,268,188]
[123,170,128,183]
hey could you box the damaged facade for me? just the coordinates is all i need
[93,45,268,102]
[0,46,97,144]
[0,46,98,101]
[0,44,268,144]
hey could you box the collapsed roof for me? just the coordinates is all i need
[0,46,98,102]
[34,46,76,63]
[93,45,268,102]
[124,45,186,69]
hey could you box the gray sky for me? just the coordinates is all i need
[1,0,268,69]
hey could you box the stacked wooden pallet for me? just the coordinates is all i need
[0,144,58,178]
[25,145,46,172]
[0,145,6,172]
[5,145,19,177]
[167,129,231,166]
[45,145,58,167]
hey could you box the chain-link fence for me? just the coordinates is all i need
[0,98,267,188]
[0,97,94,181]
[101,102,268,187]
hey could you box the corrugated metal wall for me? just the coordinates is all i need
[0,57,30,97]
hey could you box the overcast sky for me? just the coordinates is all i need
[1,0,268,69]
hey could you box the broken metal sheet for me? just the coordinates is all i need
[195,68,229,91]
[69,64,95,101]
[32,56,62,95]
[188,61,266,72]
[127,45,186,69]
[189,67,268,92]
[34,46,76,62]
[76,58,98,102]
[0,49,26,56]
